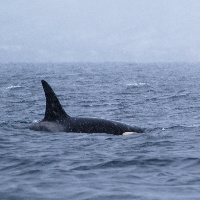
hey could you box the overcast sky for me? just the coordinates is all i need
[1,0,200,63]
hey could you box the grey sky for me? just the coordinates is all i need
[1,0,200,63]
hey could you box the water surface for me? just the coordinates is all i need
[0,63,200,199]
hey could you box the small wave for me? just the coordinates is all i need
[164,124,200,130]
[167,93,189,100]
[6,85,23,90]
[71,158,175,171]
[184,124,200,128]
[126,83,149,87]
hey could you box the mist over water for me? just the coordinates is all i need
[0,63,200,199]
[1,0,200,63]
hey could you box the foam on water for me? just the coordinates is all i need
[6,85,23,90]
[126,82,149,87]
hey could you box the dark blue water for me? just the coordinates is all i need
[0,63,200,199]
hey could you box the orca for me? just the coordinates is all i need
[29,80,144,135]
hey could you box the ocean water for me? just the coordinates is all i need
[0,63,200,200]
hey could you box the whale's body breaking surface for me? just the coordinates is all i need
[29,80,144,135]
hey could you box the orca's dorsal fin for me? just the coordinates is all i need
[41,80,70,121]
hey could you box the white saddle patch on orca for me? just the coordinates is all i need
[29,121,66,132]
